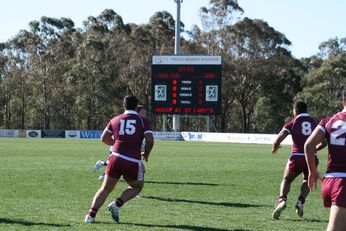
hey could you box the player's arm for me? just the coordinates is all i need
[304,127,324,190]
[272,130,289,154]
[142,133,154,162]
[101,127,114,146]
[316,139,327,151]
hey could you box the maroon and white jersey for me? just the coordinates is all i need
[318,109,346,176]
[106,110,153,160]
[282,113,319,154]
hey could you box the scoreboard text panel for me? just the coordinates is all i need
[152,55,221,115]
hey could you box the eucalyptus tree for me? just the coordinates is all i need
[194,0,297,133]
[49,19,81,129]
[148,11,176,53]
[117,23,155,105]
[0,32,34,129]
[224,18,300,133]
[2,51,29,129]
[71,15,113,129]
[67,9,130,130]
[14,16,77,130]
[318,37,346,59]
[254,54,304,133]
[115,11,177,129]
[0,46,15,129]
[296,37,346,119]
[0,50,5,127]
[195,0,296,132]
[189,0,244,132]
[0,45,9,128]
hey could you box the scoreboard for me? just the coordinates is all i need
[151,55,222,115]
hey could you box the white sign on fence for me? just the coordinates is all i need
[0,129,19,137]
[153,132,182,141]
[65,130,80,139]
[181,132,293,145]
[26,130,41,138]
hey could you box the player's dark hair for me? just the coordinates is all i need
[294,101,307,114]
[123,95,138,110]
[136,105,146,113]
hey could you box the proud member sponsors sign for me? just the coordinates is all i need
[0,129,19,137]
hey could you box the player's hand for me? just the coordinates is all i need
[308,171,322,191]
[271,145,281,155]
[141,152,148,162]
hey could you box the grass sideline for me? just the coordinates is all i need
[0,138,329,231]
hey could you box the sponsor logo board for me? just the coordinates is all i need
[41,130,65,138]
[0,130,19,137]
[26,130,41,138]
[65,130,80,139]
[80,131,102,139]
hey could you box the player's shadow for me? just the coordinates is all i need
[0,217,71,227]
[286,218,329,223]
[145,180,220,186]
[142,196,264,208]
[120,222,251,231]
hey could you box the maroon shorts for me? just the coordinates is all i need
[286,155,319,175]
[322,177,346,208]
[105,154,144,182]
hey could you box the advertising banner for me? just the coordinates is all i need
[26,130,41,138]
[0,129,19,137]
[153,132,183,141]
[80,130,102,139]
[181,132,205,141]
[41,130,65,138]
[65,130,80,139]
[181,132,293,145]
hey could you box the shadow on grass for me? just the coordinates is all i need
[286,218,329,223]
[119,222,251,231]
[0,217,71,227]
[142,196,265,208]
[145,180,220,186]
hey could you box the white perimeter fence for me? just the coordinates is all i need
[0,129,292,145]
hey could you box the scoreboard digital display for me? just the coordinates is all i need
[152,55,222,115]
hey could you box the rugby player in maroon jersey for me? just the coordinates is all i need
[272,101,320,219]
[305,90,346,231]
[93,105,149,181]
[85,95,154,223]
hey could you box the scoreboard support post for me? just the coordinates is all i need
[162,114,167,131]
[172,115,180,131]
[172,0,183,131]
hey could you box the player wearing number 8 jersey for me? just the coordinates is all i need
[85,95,154,223]
[305,91,346,231]
[272,101,319,219]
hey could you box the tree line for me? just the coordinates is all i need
[0,0,345,133]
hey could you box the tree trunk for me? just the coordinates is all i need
[21,94,25,129]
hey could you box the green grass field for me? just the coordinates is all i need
[0,138,330,231]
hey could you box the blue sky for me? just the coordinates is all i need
[1,0,345,58]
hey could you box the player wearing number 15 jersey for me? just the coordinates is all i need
[85,95,154,223]
[271,101,319,219]
[305,91,346,231]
